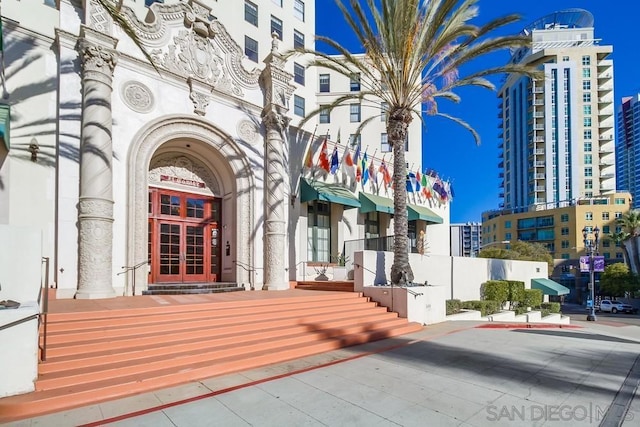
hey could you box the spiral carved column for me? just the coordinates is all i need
[76,30,118,299]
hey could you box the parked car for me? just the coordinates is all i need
[595,300,638,314]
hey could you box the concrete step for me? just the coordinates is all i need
[0,292,422,422]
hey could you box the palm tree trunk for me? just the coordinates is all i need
[629,237,640,275]
[388,111,414,285]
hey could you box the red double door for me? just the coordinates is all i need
[148,188,222,283]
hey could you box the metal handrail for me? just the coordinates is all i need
[232,260,261,290]
[40,256,50,361]
[0,257,51,361]
[118,260,149,296]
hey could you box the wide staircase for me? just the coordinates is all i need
[0,291,422,422]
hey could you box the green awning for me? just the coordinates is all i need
[0,104,9,150]
[407,204,443,224]
[359,193,394,214]
[531,278,570,296]
[300,178,360,209]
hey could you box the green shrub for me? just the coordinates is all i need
[506,281,525,308]
[461,300,501,317]
[481,280,509,307]
[523,289,543,308]
[514,306,528,316]
[540,302,561,313]
[541,309,551,318]
[446,299,462,315]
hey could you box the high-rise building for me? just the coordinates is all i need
[616,94,640,209]
[450,222,482,257]
[497,9,615,212]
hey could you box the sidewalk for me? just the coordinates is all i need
[5,321,640,426]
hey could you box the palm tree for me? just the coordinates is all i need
[289,0,540,285]
[617,210,640,274]
[609,230,630,269]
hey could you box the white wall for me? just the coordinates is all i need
[0,225,43,303]
[354,250,548,322]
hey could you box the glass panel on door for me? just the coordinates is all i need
[185,225,205,278]
[159,223,181,280]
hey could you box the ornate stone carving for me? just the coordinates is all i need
[121,81,154,113]
[237,120,259,144]
[188,77,212,115]
[88,0,112,35]
[148,154,220,195]
[81,42,118,77]
[77,197,116,298]
[262,110,290,135]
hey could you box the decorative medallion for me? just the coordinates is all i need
[121,81,154,113]
[237,119,259,144]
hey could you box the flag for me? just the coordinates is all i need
[361,152,369,186]
[367,157,377,192]
[354,144,362,182]
[303,146,314,170]
[318,138,330,172]
[341,145,355,181]
[421,173,431,199]
[414,170,421,192]
[329,147,339,174]
[406,172,419,193]
[379,158,392,189]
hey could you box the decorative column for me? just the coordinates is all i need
[75,26,118,299]
[260,34,295,290]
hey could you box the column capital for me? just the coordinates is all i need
[262,109,290,134]
[81,41,118,77]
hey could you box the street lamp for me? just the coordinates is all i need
[582,226,600,322]
[474,240,509,257]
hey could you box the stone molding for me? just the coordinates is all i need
[121,81,154,113]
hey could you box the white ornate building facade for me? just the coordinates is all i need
[0,0,450,300]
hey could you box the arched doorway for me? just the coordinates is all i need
[127,115,256,295]
[147,154,224,284]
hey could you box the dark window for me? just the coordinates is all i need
[244,36,258,62]
[294,62,305,85]
[244,1,258,26]
[319,105,330,124]
[319,74,330,92]
[293,30,304,49]
[294,95,305,117]
[350,73,361,91]
[350,103,361,122]
[294,0,305,21]
[270,15,283,40]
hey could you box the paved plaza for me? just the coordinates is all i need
[5,320,640,427]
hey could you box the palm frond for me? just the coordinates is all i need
[95,0,161,74]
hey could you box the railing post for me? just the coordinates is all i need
[40,256,50,362]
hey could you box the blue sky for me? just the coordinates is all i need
[315,0,640,223]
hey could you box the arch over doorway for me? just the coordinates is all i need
[126,115,255,295]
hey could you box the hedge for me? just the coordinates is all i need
[522,289,543,309]
[481,280,509,307]
[540,302,561,313]
[446,299,462,316]
[461,300,501,317]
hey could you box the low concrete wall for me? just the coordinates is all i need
[0,301,39,397]
[445,310,482,321]
[361,285,447,325]
[0,225,42,303]
[353,250,547,301]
